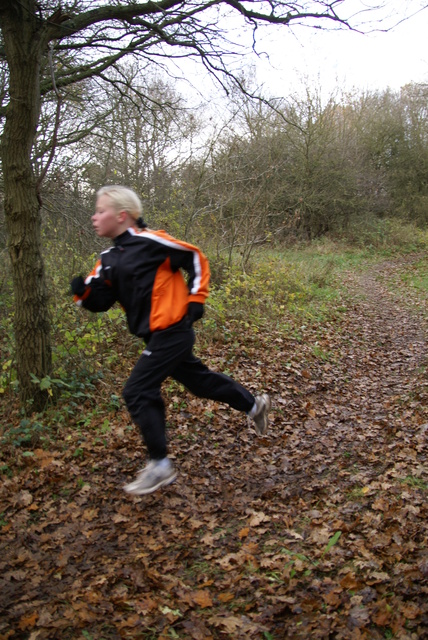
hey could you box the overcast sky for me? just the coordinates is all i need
[254,0,428,98]
[170,1,428,111]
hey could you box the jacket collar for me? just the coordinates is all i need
[114,229,132,245]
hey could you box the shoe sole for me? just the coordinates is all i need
[123,472,177,496]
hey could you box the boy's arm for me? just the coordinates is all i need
[168,240,210,303]
[170,241,210,325]
[71,259,117,312]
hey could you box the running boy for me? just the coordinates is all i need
[72,185,271,495]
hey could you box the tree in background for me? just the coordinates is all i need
[180,83,364,261]
[39,64,199,265]
[384,83,428,224]
[78,65,199,231]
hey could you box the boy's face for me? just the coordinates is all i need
[92,194,122,238]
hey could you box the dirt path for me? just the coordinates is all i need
[0,256,427,639]
[284,256,427,487]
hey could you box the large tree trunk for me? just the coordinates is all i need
[1,1,51,411]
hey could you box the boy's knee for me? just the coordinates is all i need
[123,383,163,412]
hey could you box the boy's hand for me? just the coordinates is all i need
[71,276,86,296]
[187,302,204,325]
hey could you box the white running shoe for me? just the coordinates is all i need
[123,458,176,495]
[250,394,271,436]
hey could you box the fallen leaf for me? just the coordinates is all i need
[18,612,39,631]
[192,590,213,608]
[218,592,234,603]
[208,615,243,633]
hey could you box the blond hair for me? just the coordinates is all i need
[97,185,143,221]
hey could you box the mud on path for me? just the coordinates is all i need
[0,255,427,639]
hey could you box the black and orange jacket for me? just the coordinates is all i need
[74,227,210,340]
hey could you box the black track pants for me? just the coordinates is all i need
[122,320,255,459]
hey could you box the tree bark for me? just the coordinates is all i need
[1,1,52,410]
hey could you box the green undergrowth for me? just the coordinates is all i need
[202,233,394,344]
[203,251,346,342]
[344,217,427,252]
[398,256,428,294]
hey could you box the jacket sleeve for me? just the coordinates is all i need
[73,258,117,312]
[167,237,210,303]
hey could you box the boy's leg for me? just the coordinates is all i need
[123,321,194,459]
[173,353,271,435]
[173,354,255,412]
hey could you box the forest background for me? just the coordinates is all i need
[1,58,427,401]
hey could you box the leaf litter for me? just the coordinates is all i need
[0,256,427,639]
